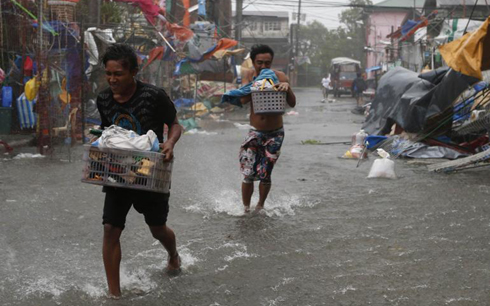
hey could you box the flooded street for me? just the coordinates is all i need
[3,88,490,305]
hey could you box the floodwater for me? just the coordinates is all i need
[2,88,490,305]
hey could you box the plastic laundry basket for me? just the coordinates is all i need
[251,89,287,114]
[81,145,173,193]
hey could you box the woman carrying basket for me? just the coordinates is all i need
[239,44,297,212]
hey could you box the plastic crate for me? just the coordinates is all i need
[251,89,286,114]
[81,145,173,193]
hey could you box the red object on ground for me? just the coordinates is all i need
[0,140,13,153]
[424,138,477,154]
[458,135,490,152]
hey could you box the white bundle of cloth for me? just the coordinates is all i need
[92,125,160,152]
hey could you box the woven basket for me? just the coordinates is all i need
[251,89,287,114]
[82,145,173,193]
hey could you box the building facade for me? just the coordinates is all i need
[237,11,290,72]
[364,0,425,77]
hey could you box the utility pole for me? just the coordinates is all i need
[97,0,101,27]
[235,0,243,63]
[293,0,302,87]
[413,0,416,19]
[235,0,242,42]
[295,0,302,59]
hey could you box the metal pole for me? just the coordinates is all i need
[37,0,44,154]
[81,17,86,144]
[97,0,101,27]
[413,0,416,19]
[235,0,242,44]
[295,0,302,58]
[0,0,3,69]
[431,46,435,70]
[194,73,198,103]
[39,0,43,51]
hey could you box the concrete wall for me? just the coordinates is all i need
[241,17,289,39]
[366,11,408,77]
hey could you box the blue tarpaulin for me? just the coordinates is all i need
[174,98,195,108]
[198,0,206,16]
[401,20,418,36]
[221,69,279,107]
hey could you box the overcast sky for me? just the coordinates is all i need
[238,0,385,29]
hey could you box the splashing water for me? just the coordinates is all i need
[184,189,318,219]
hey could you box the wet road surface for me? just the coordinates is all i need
[2,88,490,305]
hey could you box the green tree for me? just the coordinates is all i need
[338,0,373,67]
[298,21,362,76]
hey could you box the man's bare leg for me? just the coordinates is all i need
[103,224,123,298]
[149,225,180,271]
[256,182,272,210]
[357,96,364,107]
[241,181,254,212]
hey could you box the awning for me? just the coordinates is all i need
[398,11,437,42]
[365,66,382,73]
[439,16,490,80]
[399,18,429,42]
[435,18,484,44]
[331,57,360,66]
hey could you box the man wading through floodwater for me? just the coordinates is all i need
[96,44,183,298]
[239,44,296,212]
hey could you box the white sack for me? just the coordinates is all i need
[93,125,159,152]
[367,149,397,179]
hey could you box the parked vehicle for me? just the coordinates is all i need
[329,57,362,97]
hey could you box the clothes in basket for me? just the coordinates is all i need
[92,125,160,152]
[221,69,279,107]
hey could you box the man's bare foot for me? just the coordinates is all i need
[244,206,251,213]
[107,293,121,300]
[166,253,181,276]
[254,205,264,212]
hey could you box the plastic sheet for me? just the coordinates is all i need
[363,67,478,135]
[391,138,468,159]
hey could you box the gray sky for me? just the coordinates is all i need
[239,0,385,29]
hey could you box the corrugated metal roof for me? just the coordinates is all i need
[435,0,479,5]
[241,11,289,18]
[375,0,425,8]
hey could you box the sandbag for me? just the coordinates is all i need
[367,149,397,179]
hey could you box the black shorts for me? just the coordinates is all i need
[102,187,170,229]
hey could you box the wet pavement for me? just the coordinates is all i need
[2,88,490,305]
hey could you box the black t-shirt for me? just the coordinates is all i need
[96,81,177,142]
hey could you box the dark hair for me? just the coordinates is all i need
[102,43,138,71]
[250,44,274,62]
